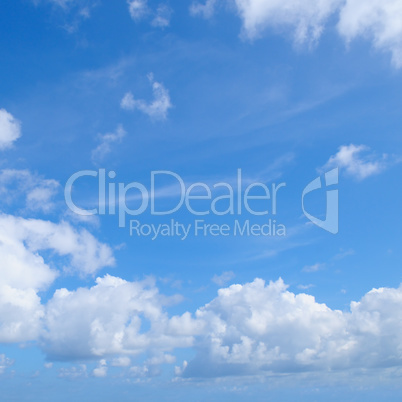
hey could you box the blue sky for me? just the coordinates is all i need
[1,0,402,400]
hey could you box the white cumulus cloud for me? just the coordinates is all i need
[41,275,193,360]
[324,144,388,180]
[1,269,402,380]
[0,109,21,150]
[0,214,115,277]
[338,0,402,68]
[0,215,57,343]
[192,0,402,67]
[236,0,342,43]
[92,359,108,377]
[182,278,402,377]
[0,286,45,343]
[0,212,115,343]
[191,0,343,45]
[184,278,346,377]
[38,275,402,379]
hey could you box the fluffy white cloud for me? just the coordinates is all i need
[0,112,117,345]
[236,0,342,43]
[41,275,193,360]
[0,216,60,291]
[0,119,114,342]
[0,220,49,343]
[338,0,402,68]
[184,278,346,376]
[324,144,387,180]
[121,73,172,120]
[1,268,402,379]
[92,359,108,377]
[0,214,115,277]
[192,0,402,67]
[0,109,21,150]
[0,286,44,343]
[0,214,57,342]
[192,0,342,44]
[35,275,402,378]
[182,278,402,377]
[347,285,402,368]
[0,213,115,343]
[91,125,126,164]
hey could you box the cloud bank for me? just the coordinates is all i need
[2,268,402,380]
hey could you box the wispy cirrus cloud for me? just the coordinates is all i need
[0,169,59,213]
[91,125,126,164]
[151,4,172,28]
[212,271,236,286]
[0,354,14,375]
[33,0,94,32]
[190,0,217,19]
[302,262,326,273]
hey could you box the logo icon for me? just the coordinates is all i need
[302,168,339,234]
